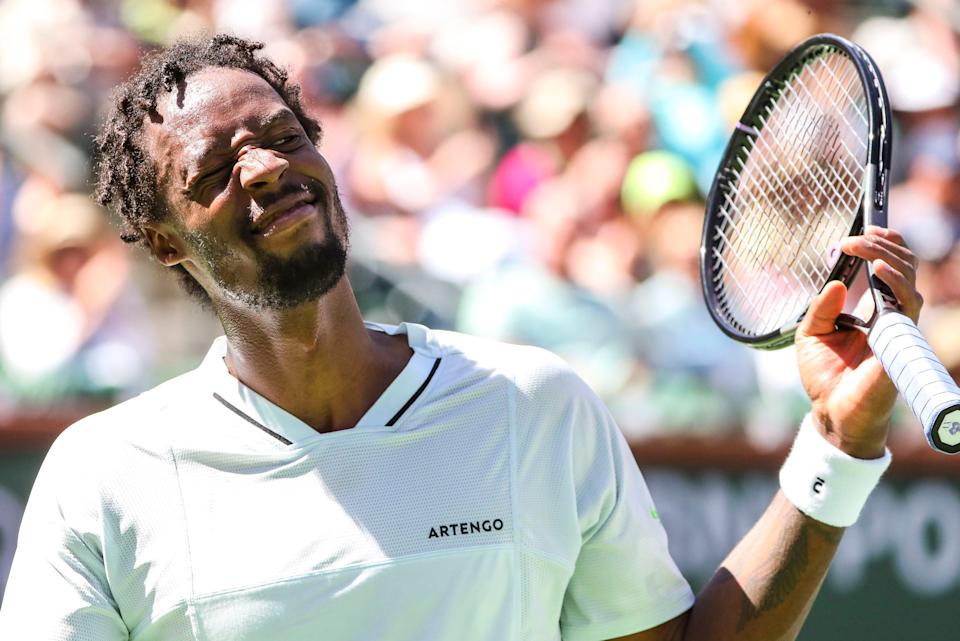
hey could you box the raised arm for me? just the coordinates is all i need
[612,227,921,641]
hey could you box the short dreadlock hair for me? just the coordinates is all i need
[94,34,322,303]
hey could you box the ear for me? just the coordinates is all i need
[142,224,188,267]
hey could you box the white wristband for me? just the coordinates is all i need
[779,414,892,527]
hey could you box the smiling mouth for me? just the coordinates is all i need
[252,196,319,237]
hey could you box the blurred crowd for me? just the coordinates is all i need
[1,0,959,444]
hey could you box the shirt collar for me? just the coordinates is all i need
[198,322,440,445]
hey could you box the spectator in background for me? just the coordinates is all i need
[614,152,757,436]
[0,193,150,404]
[347,52,494,217]
[0,0,148,407]
[0,0,957,440]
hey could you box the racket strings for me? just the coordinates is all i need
[716,137,847,331]
[713,49,868,336]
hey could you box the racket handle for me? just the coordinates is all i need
[867,311,960,454]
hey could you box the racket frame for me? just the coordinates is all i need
[701,34,960,454]
[700,34,884,350]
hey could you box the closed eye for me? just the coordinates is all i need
[186,163,232,199]
[198,164,232,188]
[202,164,231,180]
[272,133,304,149]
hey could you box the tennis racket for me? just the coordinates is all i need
[700,33,960,454]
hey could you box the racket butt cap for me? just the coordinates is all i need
[931,407,960,454]
[867,311,960,455]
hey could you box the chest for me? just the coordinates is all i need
[115,419,573,641]
[179,426,515,592]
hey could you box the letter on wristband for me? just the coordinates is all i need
[779,414,892,527]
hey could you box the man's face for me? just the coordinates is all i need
[143,67,348,310]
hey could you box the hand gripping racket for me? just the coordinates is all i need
[700,33,960,454]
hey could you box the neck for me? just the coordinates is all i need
[214,277,412,433]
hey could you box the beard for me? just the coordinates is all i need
[184,179,350,310]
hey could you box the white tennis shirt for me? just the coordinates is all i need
[0,322,694,641]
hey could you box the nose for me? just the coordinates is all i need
[238,147,288,190]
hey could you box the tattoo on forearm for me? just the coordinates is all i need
[736,513,843,631]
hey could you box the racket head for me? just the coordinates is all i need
[700,33,892,350]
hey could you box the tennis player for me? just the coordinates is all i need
[0,35,923,641]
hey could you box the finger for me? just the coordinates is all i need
[864,225,906,246]
[842,233,916,265]
[841,236,917,285]
[798,280,847,337]
[872,258,924,322]
[846,233,917,268]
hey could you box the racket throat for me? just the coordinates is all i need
[834,312,870,333]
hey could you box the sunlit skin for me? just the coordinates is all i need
[140,67,411,433]
[140,67,923,641]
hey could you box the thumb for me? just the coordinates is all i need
[798,281,847,337]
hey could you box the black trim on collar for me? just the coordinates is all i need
[211,357,441,440]
[212,393,293,445]
[386,358,441,427]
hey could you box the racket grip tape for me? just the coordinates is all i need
[867,312,960,454]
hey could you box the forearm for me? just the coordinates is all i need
[680,490,843,641]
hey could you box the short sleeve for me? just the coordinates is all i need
[560,385,694,641]
[0,430,128,640]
